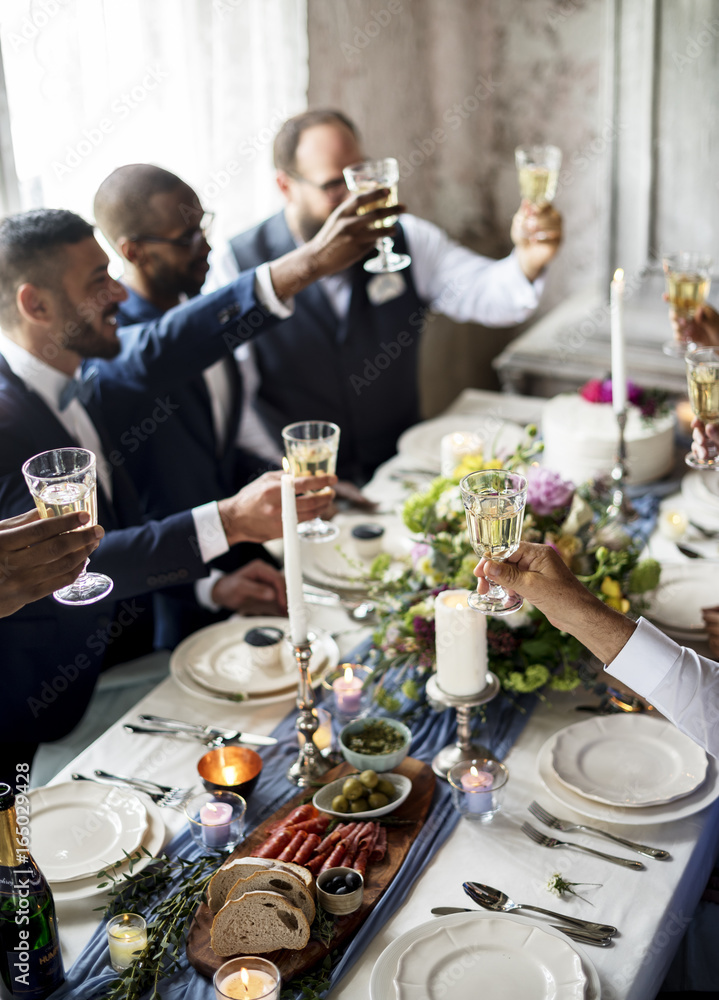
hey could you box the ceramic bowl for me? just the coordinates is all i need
[312,772,412,820]
[316,867,364,915]
[339,717,412,773]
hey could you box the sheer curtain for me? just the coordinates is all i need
[0,0,308,241]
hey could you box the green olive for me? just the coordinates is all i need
[343,777,364,801]
[377,778,396,798]
[331,795,350,812]
[359,769,379,789]
[350,798,369,813]
[368,792,389,809]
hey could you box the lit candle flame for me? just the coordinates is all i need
[240,967,249,993]
[282,456,291,473]
[470,765,479,778]
[613,267,624,282]
[222,765,240,785]
[344,665,354,683]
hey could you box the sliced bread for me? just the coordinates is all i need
[211,890,310,956]
[226,868,316,925]
[207,857,313,912]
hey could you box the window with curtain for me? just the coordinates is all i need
[0,0,308,244]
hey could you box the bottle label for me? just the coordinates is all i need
[2,939,63,998]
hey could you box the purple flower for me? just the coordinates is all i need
[526,467,574,516]
[410,542,432,569]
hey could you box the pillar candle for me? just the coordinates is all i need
[280,464,309,645]
[610,268,626,414]
[434,590,488,697]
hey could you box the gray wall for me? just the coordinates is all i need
[307,0,612,413]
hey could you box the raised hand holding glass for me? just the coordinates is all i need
[343,158,410,274]
[282,421,340,543]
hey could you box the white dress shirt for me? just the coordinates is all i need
[606,617,719,757]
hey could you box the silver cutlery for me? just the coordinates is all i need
[676,543,705,559]
[462,882,618,937]
[129,717,277,747]
[529,801,671,861]
[303,586,378,622]
[690,520,719,538]
[521,821,645,870]
[430,908,613,947]
[72,771,194,809]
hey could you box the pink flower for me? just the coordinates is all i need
[526,467,574,516]
[410,542,432,568]
[580,378,604,403]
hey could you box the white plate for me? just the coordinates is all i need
[397,415,525,473]
[300,513,413,592]
[29,782,147,882]
[645,562,719,637]
[313,773,412,820]
[370,911,598,1000]
[538,730,719,825]
[681,472,719,531]
[550,715,708,807]
[51,796,166,902]
[170,619,340,706]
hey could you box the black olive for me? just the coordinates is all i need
[333,884,350,894]
[345,872,362,890]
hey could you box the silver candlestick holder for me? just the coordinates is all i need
[606,408,637,522]
[286,640,331,787]
[426,673,501,779]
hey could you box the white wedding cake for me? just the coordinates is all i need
[541,394,675,487]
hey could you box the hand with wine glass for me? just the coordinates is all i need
[512,145,563,279]
[662,252,713,358]
[668,302,719,352]
[685,349,719,469]
[282,421,341,543]
[343,158,410,273]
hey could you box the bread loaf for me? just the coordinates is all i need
[226,869,316,925]
[211,890,310,956]
[207,857,313,912]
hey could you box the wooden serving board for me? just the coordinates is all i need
[187,755,435,982]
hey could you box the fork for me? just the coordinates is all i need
[520,822,645,869]
[73,770,194,810]
[529,801,670,861]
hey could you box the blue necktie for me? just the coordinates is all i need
[58,367,98,411]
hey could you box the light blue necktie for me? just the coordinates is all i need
[58,367,98,411]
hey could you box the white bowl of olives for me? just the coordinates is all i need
[312,770,412,820]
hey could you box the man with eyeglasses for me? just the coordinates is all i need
[208,109,562,483]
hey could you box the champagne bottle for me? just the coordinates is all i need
[0,784,64,999]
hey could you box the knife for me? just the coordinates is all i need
[676,543,705,559]
[430,908,613,947]
[129,717,277,747]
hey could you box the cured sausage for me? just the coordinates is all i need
[277,829,308,862]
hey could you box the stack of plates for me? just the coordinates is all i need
[170,617,340,705]
[28,781,166,901]
[370,911,599,999]
[644,562,718,641]
[538,714,718,826]
[300,513,412,592]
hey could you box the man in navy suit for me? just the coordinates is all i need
[0,201,386,781]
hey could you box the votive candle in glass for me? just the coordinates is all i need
[448,758,508,823]
[332,666,364,715]
[107,913,147,972]
[214,956,281,1000]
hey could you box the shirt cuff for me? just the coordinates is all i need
[254,261,295,319]
[195,568,225,612]
[603,617,681,694]
[191,501,230,564]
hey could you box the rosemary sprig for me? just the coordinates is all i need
[280,953,335,1000]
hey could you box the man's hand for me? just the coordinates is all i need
[691,417,719,465]
[668,302,719,350]
[473,541,636,663]
[218,470,337,546]
[511,200,562,282]
[0,509,103,618]
[211,560,287,616]
[703,605,719,659]
[269,189,407,299]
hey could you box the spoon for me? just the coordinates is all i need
[462,882,618,937]
[430,908,612,947]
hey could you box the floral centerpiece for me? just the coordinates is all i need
[364,427,660,715]
[579,378,670,422]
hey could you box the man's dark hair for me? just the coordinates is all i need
[94,164,187,247]
[273,109,359,173]
[0,209,94,329]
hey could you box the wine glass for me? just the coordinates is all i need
[460,470,527,616]
[21,447,113,605]
[282,421,340,543]
[514,144,562,240]
[685,348,719,469]
[342,158,410,273]
[662,252,712,358]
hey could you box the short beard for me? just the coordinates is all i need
[56,292,121,360]
[148,255,205,300]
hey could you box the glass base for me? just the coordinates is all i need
[467,589,524,616]
[662,338,696,358]
[53,572,113,606]
[685,453,719,470]
[298,518,340,543]
[364,251,411,274]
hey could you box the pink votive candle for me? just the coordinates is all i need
[332,666,363,715]
[460,766,493,815]
[199,801,233,848]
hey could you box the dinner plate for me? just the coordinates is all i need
[50,796,166,902]
[538,730,719,825]
[170,619,340,706]
[396,415,526,473]
[370,911,599,1000]
[300,513,413,592]
[313,773,412,820]
[645,562,719,638]
[28,782,147,882]
[681,472,719,531]
[550,715,708,807]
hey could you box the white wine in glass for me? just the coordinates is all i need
[514,144,562,240]
[460,470,527,615]
[22,447,113,605]
[662,252,712,358]
[282,421,340,543]
[685,348,719,469]
[343,158,409,273]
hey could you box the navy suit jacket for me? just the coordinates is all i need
[0,270,277,744]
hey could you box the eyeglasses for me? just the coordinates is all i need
[286,171,348,195]
[130,211,214,248]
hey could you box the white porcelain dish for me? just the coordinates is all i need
[396,415,525,473]
[681,471,719,531]
[645,562,719,637]
[550,714,708,807]
[28,782,147,882]
[313,773,412,820]
[300,513,413,592]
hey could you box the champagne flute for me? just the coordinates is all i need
[21,447,113,605]
[282,421,340,543]
[514,144,562,240]
[342,158,410,273]
[460,470,527,616]
[662,252,712,358]
[685,348,719,469]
